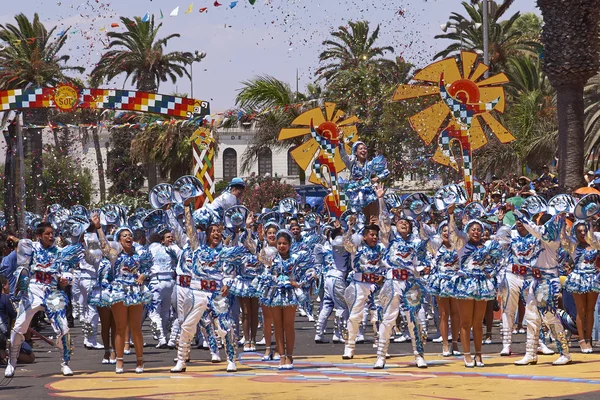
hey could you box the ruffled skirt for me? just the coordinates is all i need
[427,271,456,298]
[257,276,305,307]
[88,282,112,308]
[565,270,600,294]
[346,183,377,209]
[229,276,258,298]
[450,272,497,301]
[107,281,153,307]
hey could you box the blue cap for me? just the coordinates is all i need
[229,177,246,188]
[593,178,600,184]
[595,169,600,176]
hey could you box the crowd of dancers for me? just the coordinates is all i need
[1,140,598,378]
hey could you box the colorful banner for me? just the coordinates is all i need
[0,85,210,118]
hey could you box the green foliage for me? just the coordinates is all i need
[90,15,197,92]
[242,175,297,213]
[0,13,84,88]
[107,127,146,195]
[214,180,229,196]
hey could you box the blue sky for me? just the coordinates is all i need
[0,0,539,112]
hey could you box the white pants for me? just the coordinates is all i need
[177,290,210,361]
[78,276,99,342]
[169,284,192,344]
[11,289,70,365]
[316,275,349,336]
[72,274,81,318]
[523,278,570,357]
[377,279,426,357]
[148,279,175,342]
[500,272,525,348]
[344,281,375,350]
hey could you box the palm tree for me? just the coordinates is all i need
[90,15,196,188]
[316,21,396,84]
[0,13,83,220]
[434,1,538,72]
[235,75,309,182]
[537,0,600,190]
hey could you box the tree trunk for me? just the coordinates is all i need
[23,109,47,215]
[555,84,587,191]
[92,125,107,203]
[3,123,18,232]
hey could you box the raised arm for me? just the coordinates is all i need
[184,204,199,251]
[448,213,467,251]
[91,213,121,264]
[167,208,189,249]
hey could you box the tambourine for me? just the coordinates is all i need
[402,193,431,219]
[463,202,487,220]
[70,205,90,219]
[62,215,91,240]
[433,184,468,211]
[574,194,600,220]
[304,212,320,229]
[547,194,576,216]
[149,183,174,210]
[142,209,167,229]
[48,209,71,232]
[384,192,404,214]
[172,175,203,203]
[278,197,299,216]
[522,195,548,217]
[224,205,249,229]
[259,211,284,227]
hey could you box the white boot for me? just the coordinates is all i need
[61,363,74,376]
[373,356,385,369]
[4,363,15,378]
[227,361,237,372]
[552,354,572,365]
[500,344,511,356]
[415,355,428,368]
[342,346,354,360]
[514,353,537,365]
[171,360,187,372]
[314,334,329,344]
[332,334,344,343]
[211,352,221,363]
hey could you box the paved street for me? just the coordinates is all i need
[0,314,599,400]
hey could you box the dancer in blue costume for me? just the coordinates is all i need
[420,220,461,357]
[5,222,84,378]
[447,205,507,368]
[92,215,153,374]
[339,141,390,221]
[258,229,315,370]
[561,219,600,354]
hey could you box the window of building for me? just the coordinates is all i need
[223,148,237,182]
[258,148,272,176]
[287,147,299,176]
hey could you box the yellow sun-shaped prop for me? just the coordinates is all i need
[278,102,359,184]
[278,102,360,218]
[393,51,515,198]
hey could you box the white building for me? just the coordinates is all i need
[214,122,301,185]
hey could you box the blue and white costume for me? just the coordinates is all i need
[513,212,571,365]
[448,219,505,300]
[257,248,314,308]
[562,221,600,294]
[100,237,153,307]
[173,229,238,373]
[421,222,459,298]
[6,240,84,377]
[228,230,262,298]
[342,213,388,359]
[375,215,428,368]
[147,240,181,346]
[339,142,390,209]
[314,234,350,343]
[78,233,104,348]
[498,225,539,355]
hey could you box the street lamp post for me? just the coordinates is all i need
[482,0,490,77]
[189,51,206,98]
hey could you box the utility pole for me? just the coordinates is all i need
[482,0,490,77]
